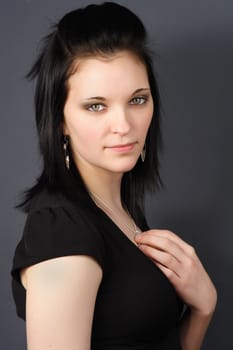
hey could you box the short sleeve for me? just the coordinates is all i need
[11,204,105,319]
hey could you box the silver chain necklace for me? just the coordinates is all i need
[89,190,141,236]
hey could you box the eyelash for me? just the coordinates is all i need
[129,96,149,105]
[86,95,149,112]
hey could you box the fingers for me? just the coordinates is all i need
[138,243,182,277]
[134,229,197,284]
[135,234,185,263]
[135,229,217,314]
[153,261,180,285]
[135,229,195,257]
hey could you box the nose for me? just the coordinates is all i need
[110,107,131,135]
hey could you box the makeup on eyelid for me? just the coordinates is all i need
[83,95,150,112]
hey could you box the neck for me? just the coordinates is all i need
[74,158,141,237]
[76,159,124,210]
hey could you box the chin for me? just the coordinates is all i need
[110,159,139,173]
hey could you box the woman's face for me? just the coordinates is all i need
[63,50,153,177]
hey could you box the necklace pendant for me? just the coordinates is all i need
[134,228,141,236]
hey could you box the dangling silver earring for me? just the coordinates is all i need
[63,135,70,170]
[141,144,146,162]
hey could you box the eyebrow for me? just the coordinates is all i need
[82,88,151,102]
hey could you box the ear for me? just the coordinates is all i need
[61,120,69,136]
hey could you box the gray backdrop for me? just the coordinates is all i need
[1,0,232,349]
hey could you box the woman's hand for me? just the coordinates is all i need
[134,229,217,316]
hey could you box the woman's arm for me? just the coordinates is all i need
[21,255,103,350]
[134,229,217,350]
[179,306,216,350]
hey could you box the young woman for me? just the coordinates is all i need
[11,2,217,349]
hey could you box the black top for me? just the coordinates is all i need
[11,188,183,349]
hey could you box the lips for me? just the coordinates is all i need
[108,142,136,148]
[106,142,137,152]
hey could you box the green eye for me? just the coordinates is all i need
[129,96,148,105]
[87,104,105,112]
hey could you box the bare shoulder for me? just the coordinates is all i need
[22,255,103,350]
[20,255,103,290]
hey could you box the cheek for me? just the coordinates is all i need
[136,107,153,133]
[68,119,103,150]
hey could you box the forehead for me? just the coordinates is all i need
[66,51,149,96]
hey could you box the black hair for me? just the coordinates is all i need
[17,1,164,224]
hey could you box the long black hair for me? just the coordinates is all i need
[17,1,164,223]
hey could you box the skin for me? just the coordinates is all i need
[134,230,217,349]
[63,51,153,208]
[23,50,216,349]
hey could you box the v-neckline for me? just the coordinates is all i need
[91,203,184,313]
[93,203,145,250]
[92,202,184,300]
